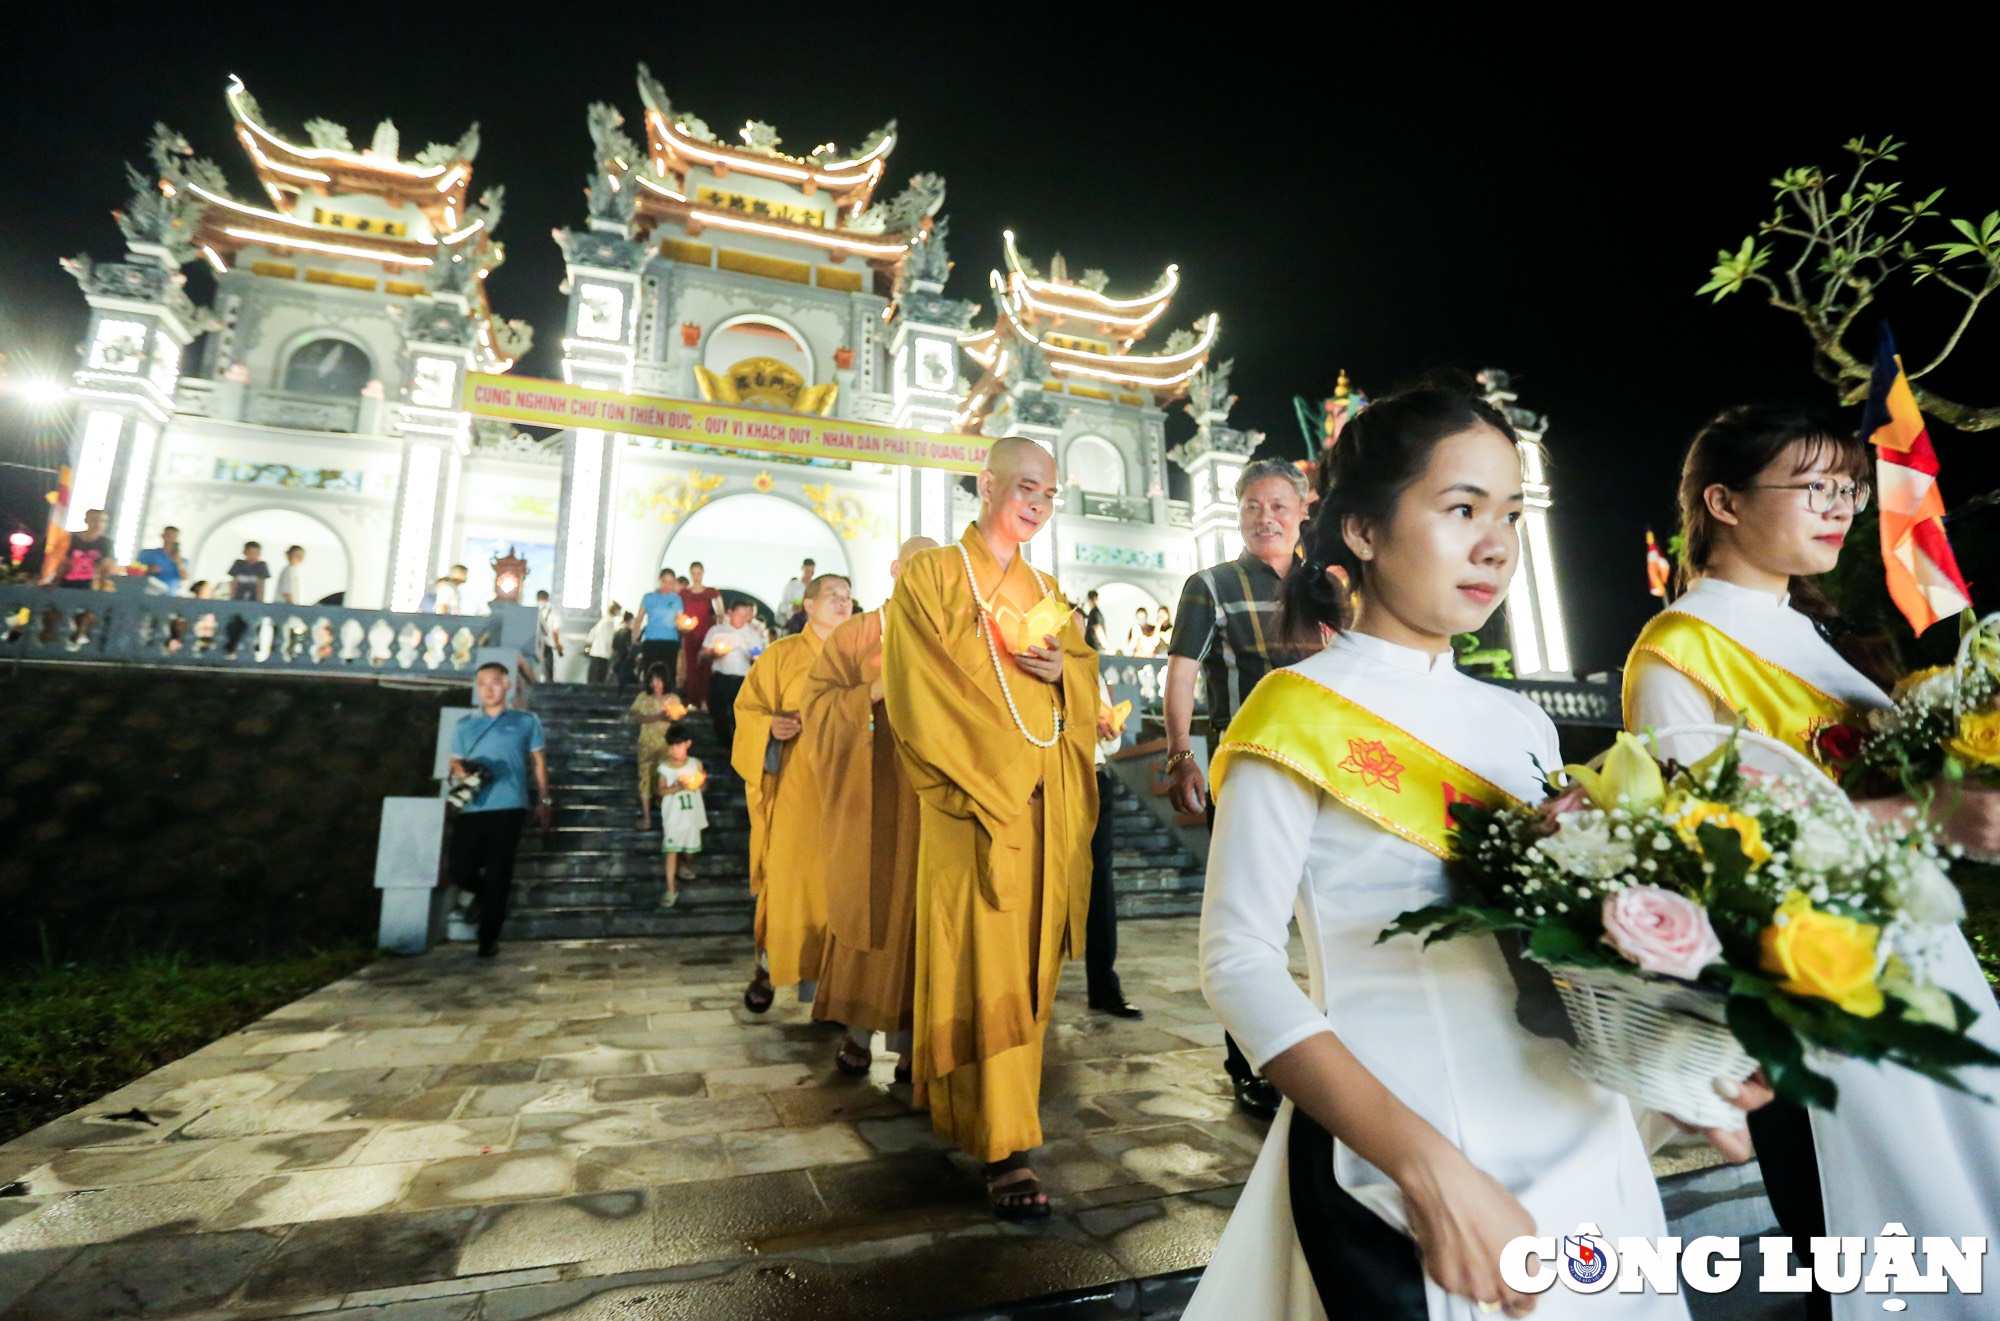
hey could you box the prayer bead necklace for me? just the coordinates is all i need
[957,541,1064,749]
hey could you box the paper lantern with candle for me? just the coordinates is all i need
[981,592,1073,656]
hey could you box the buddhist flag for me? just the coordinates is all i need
[1645,529,1670,599]
[1861,324,1970,634]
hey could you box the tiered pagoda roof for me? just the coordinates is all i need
[590,65,929,278]
[182,77,527,370]
[957,232,1218,429]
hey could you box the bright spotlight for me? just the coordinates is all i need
[18,379,69,407]
[3,377,70,409]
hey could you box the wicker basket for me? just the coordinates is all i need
[1538,724,1851,1128]
[1541,962,1753,1129]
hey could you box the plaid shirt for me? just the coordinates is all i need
[1170,551,1311,736]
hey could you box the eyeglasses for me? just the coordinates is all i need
[1750,479,1872,514]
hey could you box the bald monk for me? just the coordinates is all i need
[884,437,1099,1219]
[805,536,937,1080]
[731,574,854,1012]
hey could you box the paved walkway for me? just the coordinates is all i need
[0,918,1793,1320]
[0,921,1265,1319]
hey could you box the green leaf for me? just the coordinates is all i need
[1697,236,1770,301]
[1529,924,1628,971]
[1728,994,1840,1108]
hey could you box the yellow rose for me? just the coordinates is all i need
[1669,796,1773,867]
[1946,709,2000,769]
[1759,890,1884,1017]
[1892,664,1952,701]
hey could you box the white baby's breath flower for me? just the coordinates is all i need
[1906,669,1960,710]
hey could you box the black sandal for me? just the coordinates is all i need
[834,1038,872,1076]
[984,1155,1051,1221]
[743,970,774,1014]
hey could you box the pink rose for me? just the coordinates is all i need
[1527,778,1591,839]
[1601,886,1723,980]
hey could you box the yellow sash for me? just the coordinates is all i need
[1210,669,1517,858]
[1623,611,1853,767]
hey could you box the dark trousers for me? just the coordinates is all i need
[1748,1099,1832,1321]
[450,808,526,946]
[1206,797,1262,1084]
[541,644,557,683]
[1290,1107,1429,1318]
[638,639,680,686]
[586,656,610,684]
[1086,768,1123,1004]
[711,671,745,751]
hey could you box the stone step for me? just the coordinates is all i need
[517,878,748,908]
[490,891,1202,941]
[515,850,749,875]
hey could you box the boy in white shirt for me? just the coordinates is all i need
[656,723,706,908]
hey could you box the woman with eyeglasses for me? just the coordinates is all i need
[1625,404,2000,1321]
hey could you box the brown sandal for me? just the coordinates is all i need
[984,1155,1050,1221]
[834,1038,872,1076]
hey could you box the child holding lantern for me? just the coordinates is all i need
[656,723,706,907]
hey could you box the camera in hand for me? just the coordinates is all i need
[448,760,490,810]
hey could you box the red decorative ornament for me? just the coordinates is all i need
[680,322,702,348]
[833,346,855,370]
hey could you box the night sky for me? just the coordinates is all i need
[2,15,1993,674]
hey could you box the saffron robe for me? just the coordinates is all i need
[883,524,1098,1161]
[804,610,921,1035]
[730,627,829,987]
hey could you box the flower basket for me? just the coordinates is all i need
[1542,962,1753,1129]
[1535,726,1845,1126]
[1383,721,1998,1116]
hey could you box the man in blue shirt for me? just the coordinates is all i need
[134,525,187,595]
[636,568,685,688]
[449,662,552,956]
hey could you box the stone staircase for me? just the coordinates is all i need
[480,683,1208,942]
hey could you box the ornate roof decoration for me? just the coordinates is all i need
[589,66,944,287]
[632,63,897,209]
[954,231,1219,433]
[113,125,233,267]
[1477,368,1548,438]
[106,78,532,372]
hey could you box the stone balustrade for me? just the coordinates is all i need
[0,584,538,679]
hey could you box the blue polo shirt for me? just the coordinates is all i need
[135,548,183,593]
[640,591,684,642]
[450,708,545,813]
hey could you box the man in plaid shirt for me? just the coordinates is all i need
[1164,458,1314,1118]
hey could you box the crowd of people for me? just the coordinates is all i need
[39,516,316,605]
[436,377,2000,1317]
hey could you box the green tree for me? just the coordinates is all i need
[1699,137,2000,431]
